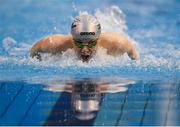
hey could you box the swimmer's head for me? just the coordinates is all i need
[71,14,101,40]
[71,14,101,62]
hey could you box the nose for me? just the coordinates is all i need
[81,46,91,56]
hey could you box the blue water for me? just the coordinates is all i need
[0,0,179,81]
[0,0,180,126]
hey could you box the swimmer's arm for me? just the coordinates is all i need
[124,39,140,60]
[113,38,140,60]
[30,34,73,59]
[99,32,140,60]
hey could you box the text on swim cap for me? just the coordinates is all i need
[80,32,95,35]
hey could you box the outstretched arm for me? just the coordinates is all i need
[30,34,73,60]
[98,32,139,60]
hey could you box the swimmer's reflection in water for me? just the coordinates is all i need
[44,78,133,125]
[72,80,101,120]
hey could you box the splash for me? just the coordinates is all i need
[2,37,31,57]
[0,5,179,82]
[95,6,127,33]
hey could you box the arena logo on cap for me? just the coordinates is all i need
[80,32,95,35]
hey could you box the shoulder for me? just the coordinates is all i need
[99,32,127,41]
[40,34,73,45]
[42,34,73,41]
[98,32,126,46]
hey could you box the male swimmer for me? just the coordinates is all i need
[30,14,139,62]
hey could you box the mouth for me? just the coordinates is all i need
[81,54,91,62]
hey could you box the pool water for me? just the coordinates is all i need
[0,0,179,126]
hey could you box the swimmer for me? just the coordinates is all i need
[30,14,139,62]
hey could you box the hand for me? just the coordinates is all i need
[30,52,42,61]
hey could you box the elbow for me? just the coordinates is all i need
[30,45,42,61]
[128,47,140,60]
[30,44,38,57]
[30,42,42,58]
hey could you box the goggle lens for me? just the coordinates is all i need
[88,41,96,48]
[75,41,83,48]
[75,40,96,48]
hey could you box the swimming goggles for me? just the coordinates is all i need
[74,39,97,48]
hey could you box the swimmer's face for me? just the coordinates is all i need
[73,38,98,62]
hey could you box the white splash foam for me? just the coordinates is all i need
[95,5,127,33]
[26,47,131,68]
[26,43,179,70]
[2,37,17,55]
[2,37,32,56]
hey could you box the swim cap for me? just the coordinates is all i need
[71,14,101,40]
